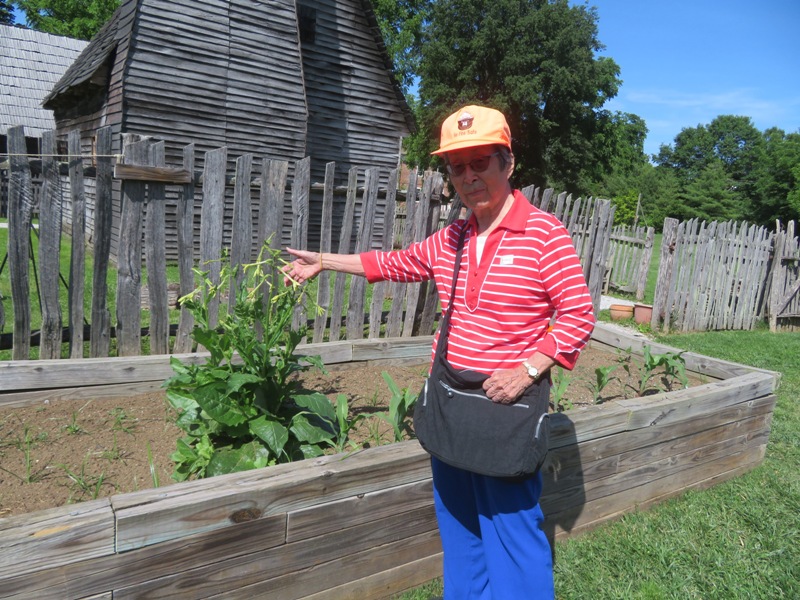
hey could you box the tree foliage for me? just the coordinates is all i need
[14,0,119,39]
[369,0,431,95]
[411,0,623,192]
[653,116,799,227]
[1,0,15,24]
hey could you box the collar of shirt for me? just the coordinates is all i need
[465,189,532,237]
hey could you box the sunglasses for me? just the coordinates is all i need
[445,152,500,176]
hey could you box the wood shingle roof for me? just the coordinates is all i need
[0,25,88,137]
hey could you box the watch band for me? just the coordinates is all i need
[523,361,540,380]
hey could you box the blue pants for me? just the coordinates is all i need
[431,457,554,600]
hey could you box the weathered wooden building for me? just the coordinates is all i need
[41,0,414,258]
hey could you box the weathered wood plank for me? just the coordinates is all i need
[287,479,433,543]
[7,126,33,360]
[90,127,114,357]
[313,162,336,343]
[112,442,431,551]
[113,163,192,184]
[543,421,768,525]
[368,168,399,339]
[199,146,228,328]
[172,144,197,354]
[0,380,165,409]
[298,554,443,600]
[114,515,439,600]
[328,167,359,342]
[385,168,419,338]
[229,153,253,313]
[0,513,287,600]
[144,141,170,355]
[291,157,311,332]
[68,130,86,358]
[350,336,433,363]
[346,167,379,340]
[116,137,148,357]
[0,499,114,579]
[38,130,63,360]
[547,442,766,540]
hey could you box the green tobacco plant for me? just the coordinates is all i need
[376,372,418,443]
[163,244,339,482]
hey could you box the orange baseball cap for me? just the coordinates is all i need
[431,105,512,155]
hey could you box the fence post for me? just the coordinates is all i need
[39,130,64,359]
[229,153,254,314]
[328,167,358,342]
[67,130,86,358]
[313,162,336,343]
[7,126,33,359]
[90,126,114,357]
[116,136,148,356]
[368,167,399,339]
[345,167,379,340]
[652,217,678,330]
[173,144,196,354]
[198,146,228,330]
[144,141,169,355]
[635,227,655,300]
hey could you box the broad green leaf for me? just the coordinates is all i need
[298,443,326,459]
[249,417,289,456]
[207,442,271,476]
[226,373,262,394]
[290,413,335,444]
[293,392,336,422]
[193,383,247,426]
[166,388,200,413]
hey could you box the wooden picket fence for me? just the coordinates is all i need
[1,126,614,364]
[651,217,800,332]
[604,224,655,300]
[520,186,615,310]
[768,220,800,332]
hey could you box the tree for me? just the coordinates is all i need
[412,0,622,192]
[369,0,432,95]
[656,116,768,224]
[14,0,119,39]
[1,0,15,24]
[751,128,800,224]
[675,161,743,223]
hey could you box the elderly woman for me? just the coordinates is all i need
[284,105,595,599]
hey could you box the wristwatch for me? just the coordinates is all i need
[522,361,540,381]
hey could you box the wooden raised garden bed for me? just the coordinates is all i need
[0,324,779,599]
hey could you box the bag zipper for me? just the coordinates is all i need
[438,380,530,408]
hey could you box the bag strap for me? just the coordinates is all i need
[433,223,468,361]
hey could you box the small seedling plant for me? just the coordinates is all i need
[628,345,689,396]
[164,244,342,482]
[375,372,417,443]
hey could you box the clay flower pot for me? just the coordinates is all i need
[609,304,634,321]
[634,303,653,325]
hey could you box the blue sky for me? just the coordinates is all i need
[583,0,800,157]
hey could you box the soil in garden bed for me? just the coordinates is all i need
[0,344,706,518]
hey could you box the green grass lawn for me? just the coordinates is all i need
[396,328,800,599]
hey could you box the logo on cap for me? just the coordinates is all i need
[457,111,474,131]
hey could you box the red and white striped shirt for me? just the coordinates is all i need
[360,190,595,373]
